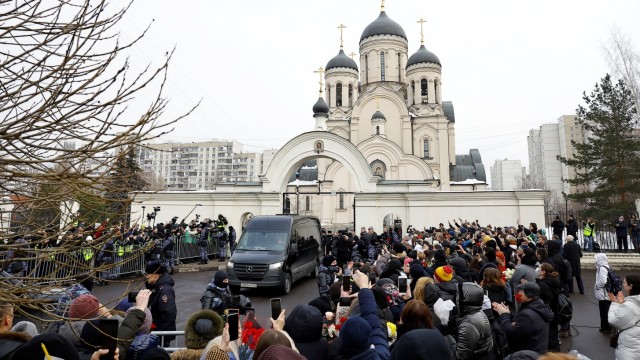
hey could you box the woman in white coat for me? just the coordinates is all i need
[594,253,611,333]
[608,274,640,360]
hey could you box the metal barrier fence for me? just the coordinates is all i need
[543,226,638,251]
[150,331,186,353]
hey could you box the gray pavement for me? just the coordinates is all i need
[92,265,625,358]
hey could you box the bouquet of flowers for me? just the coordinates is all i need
[238,317,265,360]
[503,268,515,281]
[387,322,397,344]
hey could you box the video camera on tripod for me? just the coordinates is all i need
[146,206,161,223]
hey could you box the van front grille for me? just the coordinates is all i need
[234,263,268,278]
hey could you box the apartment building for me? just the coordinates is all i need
[490,159,524,190]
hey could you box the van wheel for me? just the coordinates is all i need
[282,273,292,295]
[310,263,319,278]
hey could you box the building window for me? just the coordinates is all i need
[423,139,430,158]
[336,82,342,107]
[434,80,438,103]
[365,55,369,83]
[421,78,428,96]
[411,81,415,105]
[398,52,401,81]
[327,85,331,107]
[376,126,380,135]
[339,193,345,209]
[305,196,310,211]
[380,52,385,81]
[348,84,353,106]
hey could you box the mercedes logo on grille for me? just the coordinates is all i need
[246,266,253,273]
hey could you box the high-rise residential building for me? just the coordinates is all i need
[527,115,586,207]
[137,140,263,190]
[490,159,524,190]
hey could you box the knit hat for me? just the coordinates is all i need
[433,249,447,262]
[390,329,451,360]
[308,296,333,315]
[69,294,100,319]
[140,348,171,360]
[206,345,230,360]
[485,248,497,262]
[339,316,371,352]
[409,264,426,280]
[403,257,413,267]
[387,259,402,271]
[521,249,537,266]
[393,242,405,254]
[256,344,306,360]
[322,255,336,267]
[126,307,153,334]
[213,271,229,287]
[496,251,505,262]
[516,282,541,299]
[185,310,224,349]
[422,283,440,306]
[434,265,453,283]
[11,321,38,338]
[10,333,80,360]
[145,260,166,275]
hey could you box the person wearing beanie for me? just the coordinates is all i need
[140,348,171,360]
[256,344,306,360]
[409,264,426,294]
[170,310,223,360]
[379,258,403,285]
[390,328,452,360]
[449,257,472,282]
[9,333,81,360]
[307,296,333,316]
[492,282,554,354]
[283,304,328,360]
[318,255,340,298]
[124,305,157,360]
[434,265,457,302]
[69,294,101,319]
[145,259,177,344]
[201,271,232,315]
[427,249,448,277]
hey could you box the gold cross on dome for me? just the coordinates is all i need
[417,18,426,45]
[381,0,385,11]
[349,52,357,59]
[337,24,346,49]
[313,67,325,95]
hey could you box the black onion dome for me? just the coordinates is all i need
[360,11,407,42]
[406,45,441,67]
[371,111,386,120]
[313,97,329,114]
[325,49,358,71]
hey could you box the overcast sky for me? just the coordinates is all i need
[120,0,640,175]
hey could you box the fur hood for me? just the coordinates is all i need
[0,331,31,342]
[0,331,31,359]
[184,309,224,349]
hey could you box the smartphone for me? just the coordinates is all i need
[128,291,139,303]
[228,308,239,316]
[244,307,255,317]
[472,245,478,255]
[227,313,239,341]
[398,277,408,294]
[342,275,351,292]
[270,298,282,320]
[98,319,118,360]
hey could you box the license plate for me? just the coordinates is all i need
[241,283,257,288]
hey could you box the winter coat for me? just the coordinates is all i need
[0,332,30,360]
[563,241,582,276]
[284,305,329,360]
[594,253,609,301]
[146,272,177,341]
[510,265,536,292]
[119,308,158,360]
[551,220,564,236]
[171,310,223,360]
[537,277,562,310]
[200,282,231,315]
[318,265,339,297]
[615,221,628,237]
[565,219,579,237]
[436,280,459,302]
[608,295,640,360]
[390,329,452,360]
[454,283,494,360]
[347,288,390,360]
[498,298,554,354]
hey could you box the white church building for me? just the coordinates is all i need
[131,5,545,232]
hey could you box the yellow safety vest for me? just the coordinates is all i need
[584,224,593,236]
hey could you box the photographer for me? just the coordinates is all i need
[198,221,211,264]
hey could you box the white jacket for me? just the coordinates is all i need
[594,253,609,301]
[608,295,640,360]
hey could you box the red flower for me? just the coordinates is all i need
[241,322,265,350]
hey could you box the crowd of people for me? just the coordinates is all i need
[2,217,640,360]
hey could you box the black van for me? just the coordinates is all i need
[227,215,321,294]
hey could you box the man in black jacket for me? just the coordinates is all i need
[492,282,554,354]
[145,260,177,344]
[565,215,578,239]
[551,216,564,242]
[563,235,584,294]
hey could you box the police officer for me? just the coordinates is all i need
[145,260,177,344]
[160,232,176,274]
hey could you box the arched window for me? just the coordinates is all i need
[434,80,439,104]
[421,78,428,96]
[339,193,345,209]
[348,84,353,106]
[336,82,342,107]
[327,85,331,107]
[376,126,380,135]
[365,55,369,83]
[380,52,385,81]
[398,52,402,81]
[411,81,416,105]
[423,139,430,159]
[305,196,310,211]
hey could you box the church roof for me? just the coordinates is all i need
[450,149,487,182]
[288,160,318,182]
[312,97,329,114]
[406,45,441,67]
[326,49,358,71]
[371,111,386,120]
[360,11,407,42]
[443,101,455,122]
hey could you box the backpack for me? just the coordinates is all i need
[554,292,573,323]
[603,266,623,294]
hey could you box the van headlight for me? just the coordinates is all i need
[269,262,283,269]
[227,261,234,268]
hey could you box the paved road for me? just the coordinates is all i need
[93,268,624,358]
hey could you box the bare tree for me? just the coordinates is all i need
[604,29,640,111]
[0,0,195,324]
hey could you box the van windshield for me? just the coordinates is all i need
[235,230,289,251]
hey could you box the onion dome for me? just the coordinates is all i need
[360,11,407,42]
[371,111,386,121]
[313,97,329,114]
[406,45,441,67]
[325,49,358,71]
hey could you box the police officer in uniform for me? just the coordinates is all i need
[145,260,177,344]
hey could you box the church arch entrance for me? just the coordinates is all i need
[383,213,402,232]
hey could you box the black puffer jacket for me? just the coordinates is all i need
[284,305,329,360]
[498,298,554,354]
[454,282,494,360]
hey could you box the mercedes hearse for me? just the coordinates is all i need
[227,215,321,294]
